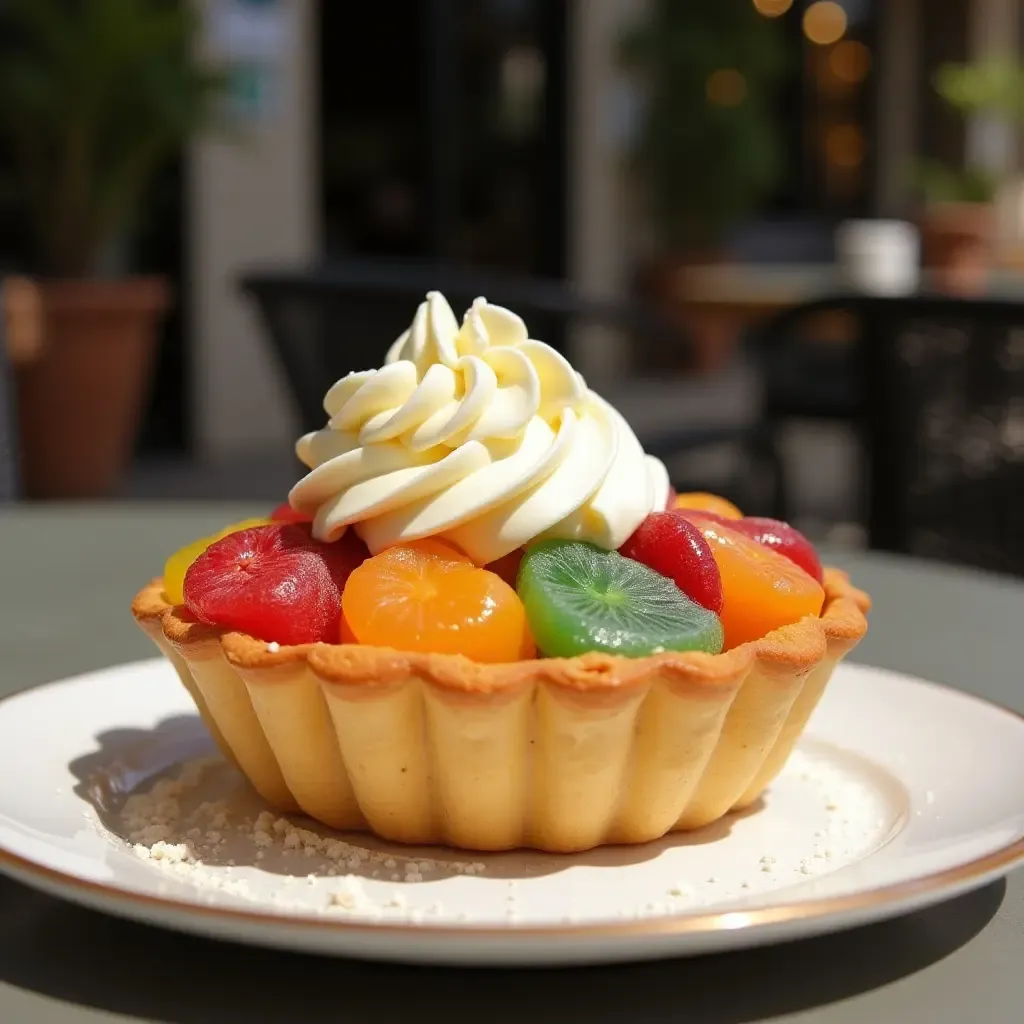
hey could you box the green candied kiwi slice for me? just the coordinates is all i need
[517,539,724,659]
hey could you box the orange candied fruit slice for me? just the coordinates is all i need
[673,491,743,520]
[694,520,824,650]
[341,538,536,663]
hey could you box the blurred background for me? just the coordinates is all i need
[4,0,1024,574]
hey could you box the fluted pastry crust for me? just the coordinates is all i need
[132,570,869,852]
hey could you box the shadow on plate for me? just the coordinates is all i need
[0,872,1005,1024]
[68,713,762,882]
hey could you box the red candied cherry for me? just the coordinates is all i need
[183,524,368,645]
[270,501,312,524]
[620,511,724,614]
[728,517,823,583]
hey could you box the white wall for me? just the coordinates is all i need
[568,0,648,381]
[189,0,319,457]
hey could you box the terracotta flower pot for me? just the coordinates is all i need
[17,277,171,499]
[917,202,996,297]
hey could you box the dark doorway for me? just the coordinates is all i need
[319,0,568,278]
[135,156,188,457]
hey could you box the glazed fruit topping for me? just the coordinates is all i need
[163,517,273,605]
[724,516,823,583]
[168,488,828,658]
[673,491,743,520]
[342,539,535,663]
[270,502,313,524]
[684,517,824,650]
[517,539,723,659]
[675,506,824,585]
[183,524,368,645]
[619,511,723,613]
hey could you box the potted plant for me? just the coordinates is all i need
[0,0,226,498]
[916,59,1024,295]
[619,1,786,369]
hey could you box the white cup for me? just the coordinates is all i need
[835,219,920,295]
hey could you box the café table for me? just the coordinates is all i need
[1,503,1022,1024]
[670,263,1024,369]
[674,263,1024,321]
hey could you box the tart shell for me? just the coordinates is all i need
[131,570,869,853]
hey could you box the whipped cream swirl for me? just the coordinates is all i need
[290,291,669,564]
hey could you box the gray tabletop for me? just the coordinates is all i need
[1,503,1022,1024]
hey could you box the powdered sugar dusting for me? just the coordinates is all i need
[102,736,903,926]
[117,756,483,921]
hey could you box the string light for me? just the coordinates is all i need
[829,40,872,83]
[706,69,748,107]
[752,0,793,16]
[803,1,847,45]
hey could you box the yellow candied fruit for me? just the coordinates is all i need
[211,517,273,540]
[162,517,273,605]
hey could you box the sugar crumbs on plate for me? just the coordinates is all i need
[116,756,485,922]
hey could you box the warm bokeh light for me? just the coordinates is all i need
[803,1,848,45]
[825,124,866,167]
[706,68,747,107]
[829,39,872,83]
[752,0,793,16]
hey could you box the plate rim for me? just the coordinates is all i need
[1,658,1023,945]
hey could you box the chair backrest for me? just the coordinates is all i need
[762,294,1024,574]
[860,296,1024,574]
[239,261,693,436]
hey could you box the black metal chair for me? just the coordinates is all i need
[756,294,1024,574]
[0,280,19,501]
[240,261,781,511]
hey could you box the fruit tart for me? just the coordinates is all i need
[133,292,869,853]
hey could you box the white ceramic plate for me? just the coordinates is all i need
[0,659,1022,966]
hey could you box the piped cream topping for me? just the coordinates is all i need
[290,291,669,564]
